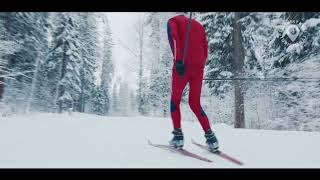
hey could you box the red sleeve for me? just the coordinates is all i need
[168,19,182,61]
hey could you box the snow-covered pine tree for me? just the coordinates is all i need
[118,80,130,116]
[198,12,234,98]
[130,89,138,115]
[42,13,101,114]
[198,12,280,128]
[46,12,83,113]
[146,12,173,117]
[139,76,150,115]
[239,13,283,129]
[134,14,147,116]
[111,83,119,115]
[199,12,320,131]
[0,13,21,102]
[146,12,161,116]
[1,12,51,113]
[199,12,248,128]
[97,14,114,115]
[264,12,320,131]
[76,13,99,113]
[91,85,108,115]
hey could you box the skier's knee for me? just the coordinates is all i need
[188,101,197,113]
[200,107,207,117]
[188,99,198,111]
[170,100,177,112]
[189,101,207,117]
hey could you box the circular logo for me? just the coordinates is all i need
[289,27,297,35]
[285,24,300,42]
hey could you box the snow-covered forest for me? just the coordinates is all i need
[1,12,320,132]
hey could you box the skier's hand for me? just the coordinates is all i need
[175,60,186,77]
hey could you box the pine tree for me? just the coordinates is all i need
[199,12,278,128]
[42,13,101,113]
[46,12,83,113]
[77,13,99,113]
[265,12,320,131]
[130,90,137,114]
[1,12,51,112]
[139,76,150,115]
[118,80,130,116]
[91,85,108,115]
[199,12,247,128]
[0,13,21,101]
[146,12,173,117]
[98,14,114,115]
[198,12,234,97]
[200,12,320,130]
[134,14,147,115]
[111,83,119,115]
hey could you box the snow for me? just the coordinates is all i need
[1,112,320,168]
[286,43,303,55]
[58,92,72,101]
[219,71,233,77]
[301,18,320,31]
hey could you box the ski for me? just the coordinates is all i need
[191,139,244,166]
[148,140,213,163]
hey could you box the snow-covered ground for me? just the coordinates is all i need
[1,112,320,168]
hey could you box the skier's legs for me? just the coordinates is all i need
[170,66,189,129]
[188,67,211,132]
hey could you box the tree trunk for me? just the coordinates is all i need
[232,12,245,128]
[80,70,85,113]
[26,53,41,113]
[138,17,144,115]
[0,13,9,101]
[58,42,67,113]
[79,93,84,113]
[0,70,4,100]
[104,90,108,115]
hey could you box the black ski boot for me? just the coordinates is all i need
[169,128,184,149]
[204,129,219,152]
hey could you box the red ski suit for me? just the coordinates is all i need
[167,15,211,132]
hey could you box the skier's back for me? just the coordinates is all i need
[167,12,219,152]
[167,14,208,68]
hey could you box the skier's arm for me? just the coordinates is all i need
[167,19,182,61]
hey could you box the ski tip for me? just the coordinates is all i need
[201,158,213,163]
[191,139,244,165]
[232,161,244,166]
[234,159,244,166]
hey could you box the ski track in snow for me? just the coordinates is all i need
[1,112,320,168]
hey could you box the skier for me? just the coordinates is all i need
[167,12,219,152]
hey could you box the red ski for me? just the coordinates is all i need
[191,139,244,166]
[148,140,213,163]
